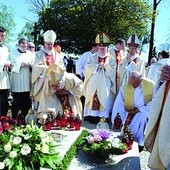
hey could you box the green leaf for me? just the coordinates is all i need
[8,159,14,170]
[43,155,56,169]
[38,155,45,166]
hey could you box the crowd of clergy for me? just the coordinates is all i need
[0,25,170,170]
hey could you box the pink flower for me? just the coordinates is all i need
[93,134,102,142]
[93,129,100,136]
[88,137,95,144]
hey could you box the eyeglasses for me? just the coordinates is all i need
[28,46,35,49]
[129,47,136,50]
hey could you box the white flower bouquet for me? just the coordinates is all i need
[0,123,61,170]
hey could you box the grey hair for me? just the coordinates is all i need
[129,71,142,80]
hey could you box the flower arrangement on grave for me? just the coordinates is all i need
[0,122,61,170]
[78,129,128,161]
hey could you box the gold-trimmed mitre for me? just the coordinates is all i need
[43,30,56,43]
[46,64,65,84]
[95,32,110,46]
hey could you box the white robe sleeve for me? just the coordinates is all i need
[138,85,155,118]
[76,54,87,78]
[111,86,126,124]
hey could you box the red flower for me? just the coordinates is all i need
[0,122,3,134]
[4,122,11,130]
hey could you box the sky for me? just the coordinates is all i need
[0,0,38,35]
[0,0,170,50]
[153,0,170,48]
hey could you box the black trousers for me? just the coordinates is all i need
[11,92,31,119]
[0,89,9,116]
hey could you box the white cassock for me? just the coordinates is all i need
[9,49,34,92]
[147,58,170,84]
[112,85,154,146]
[76,51,94,79]
[0,45,10,89]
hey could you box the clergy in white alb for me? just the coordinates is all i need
[109,38,126,92]
[76,43,98,80]
[9,38,34,119]
[118,34,146,87]
[112,71,154,146]
[147,50,170,84]
[0,26,11,116]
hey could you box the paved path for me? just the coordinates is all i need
[82,121,151,170]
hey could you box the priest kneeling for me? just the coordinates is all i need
[111,71,155,152]
[37,64,84,121]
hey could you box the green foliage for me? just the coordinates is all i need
[58,129,87,170]
[0,123,62,170]
[35,0,152,54]
[0,3,16,47]
[18,22,35,41]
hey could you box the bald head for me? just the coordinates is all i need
[128,71,142,88]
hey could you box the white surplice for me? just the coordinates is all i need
[0,45,10,89]
[147,58,170,84]
[112,85,154,145]
[9,49,34,92]
[76,51,94,79]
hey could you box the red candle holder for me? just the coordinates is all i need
[74,114,82,130]
[114,113,122,129]
[75,119,82,130]
[44,122,52,130]
[61,114,68,127]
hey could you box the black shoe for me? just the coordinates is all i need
[138,145,144,152]
[84,116,91,122]
[91,117,100,124]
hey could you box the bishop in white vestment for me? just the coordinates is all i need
[31,30,64,102]
[84,32,117,123]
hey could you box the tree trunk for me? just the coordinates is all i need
[148,0,162,64]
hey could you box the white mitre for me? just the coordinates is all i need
[43,30,56,43]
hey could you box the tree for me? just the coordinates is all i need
[18,22,35,42]
[29,0,152,54]
[18,0,50,44]
[0,3,16,47]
